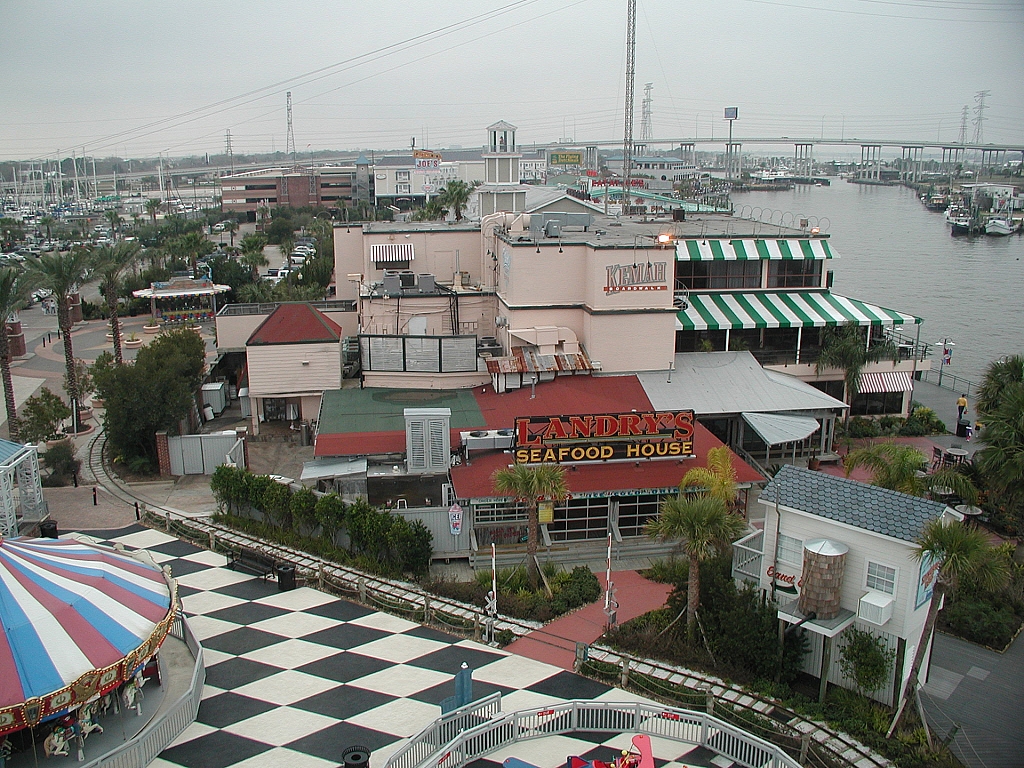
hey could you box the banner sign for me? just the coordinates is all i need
[550,152,583,165]
[448,504,464,536]
[513,411,694,464]
[591,178,647,187]
[915,551,939,609]
[414,150,442,169]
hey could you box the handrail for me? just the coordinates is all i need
[384,693,502,768]
[78,614,204,768]
[413,701,801,768]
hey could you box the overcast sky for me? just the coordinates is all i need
[3,0,1022,162]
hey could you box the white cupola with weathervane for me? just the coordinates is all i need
[476,120,530,217]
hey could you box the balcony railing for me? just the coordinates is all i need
[732,530,764,583]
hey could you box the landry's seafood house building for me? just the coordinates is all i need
[310,375,762,565]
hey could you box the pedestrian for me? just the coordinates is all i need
[956,393,968,420]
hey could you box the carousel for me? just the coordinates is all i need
[0,536,179,765]
[132,277,230,329]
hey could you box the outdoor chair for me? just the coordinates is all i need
[931,446,944,470]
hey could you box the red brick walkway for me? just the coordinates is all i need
[506,570,672,670]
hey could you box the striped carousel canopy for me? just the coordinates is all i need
[0,537,174,734]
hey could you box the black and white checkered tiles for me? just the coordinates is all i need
[79,526,733,768]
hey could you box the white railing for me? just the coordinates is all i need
[732,529,764,582]
[404,701,800,768]
[79,615,205,768]
[384,693,502,768]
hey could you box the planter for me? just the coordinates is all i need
[90,397,104,409]
[77,407,93,421]
[45,436,72,451]
[124,339,143,349]
[143,324,161,334]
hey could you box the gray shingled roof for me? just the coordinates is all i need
[759,464,947,543]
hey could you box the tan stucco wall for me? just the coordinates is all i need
[583,311,676,373]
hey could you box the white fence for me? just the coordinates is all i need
[167,433,244,475]
[385,693,502,768]
[391,700,800,768]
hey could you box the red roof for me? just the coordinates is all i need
[449,421,763,499]
[247,303,343,346]
[313,374,764,496]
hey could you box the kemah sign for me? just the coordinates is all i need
[513,411,694,465]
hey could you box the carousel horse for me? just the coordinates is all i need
[97,692,115,717]
[78,703,103,738]
[43,726,71,757]
[1,736,12,767]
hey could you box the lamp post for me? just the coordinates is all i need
[934,337,955,387]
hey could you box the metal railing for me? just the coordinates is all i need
[78,613,204,768]
[732,530,764,582]
[917,368,979,397]
[385,693,503,768]
[412,701,800,768]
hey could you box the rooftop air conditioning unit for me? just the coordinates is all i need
[858,592,895,626]
[417,273,436,292]
[399,270,416,288]
[382,273,402,295]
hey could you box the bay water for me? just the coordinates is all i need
[733,181,1024,383]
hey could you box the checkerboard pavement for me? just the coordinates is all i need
[76,526,734,768]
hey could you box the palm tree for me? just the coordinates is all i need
[28,250,93,429]
[223,220,239,248]
[0,268,37,441]
[646,494,746,643]
[815,322,897,418]
[38,216,56,242]
[239,233,269,280]
[680,445,738,507]
[975,355,1024,418]
[104,210,123,241]
[492,463,569,588]
[974,385,1024,520]
[410,198,448,222]
[145,198,162,226]
[887,517,1008,741]
[91,242,141,364]
[169,231,213,274]
[843,441,978,503]
[438,180,473,222]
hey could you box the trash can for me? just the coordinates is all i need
[300,420,311,447]
[275,563,296,592]
[39,520,58,539]
[342,746,370,768]
[956,418,971,438]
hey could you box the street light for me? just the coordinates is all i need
[934,337,955,387]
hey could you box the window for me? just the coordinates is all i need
[396,184,411,194]
[676,260,760,290]
[851,391,904,416]
[866,561,897,595]
[396,170,410,181]
[776,533,803,565]
[767,260,822,288]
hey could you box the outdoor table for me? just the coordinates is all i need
[944,447,969,465]
[930,486,954,500]
[955,504,984,526]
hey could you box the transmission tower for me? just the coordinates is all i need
[286,91,297,168]
[957,105,969,145]
[621,0,637,214]
[640,82,653,144]
[225,129,233,174]
[971,90,990,145]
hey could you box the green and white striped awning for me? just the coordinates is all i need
[677,239,836,261]
[676,292,921,331]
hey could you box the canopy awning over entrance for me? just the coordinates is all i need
[676,239,836,261]
[858,371,913,393]
[676,291,921,331]
[742,412,821,446]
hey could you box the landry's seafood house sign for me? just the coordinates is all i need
[513,411,695,465]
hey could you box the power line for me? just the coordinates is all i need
[972,90,990,145]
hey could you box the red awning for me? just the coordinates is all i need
[858,371,913,394]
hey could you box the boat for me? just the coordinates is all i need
[924,194,948,211]
[985,216,1020,236]
[945,205,975,236]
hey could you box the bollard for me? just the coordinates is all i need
[92,487,98,505]
[164,511,171,531]
[357,577,366,603]
[424,595,431,624]
[473,614,481,642]
[620,656,630,687]
[209,531,215,550]
[705,688,715,716]
[134,502,140,520]
[319,562,326,589]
